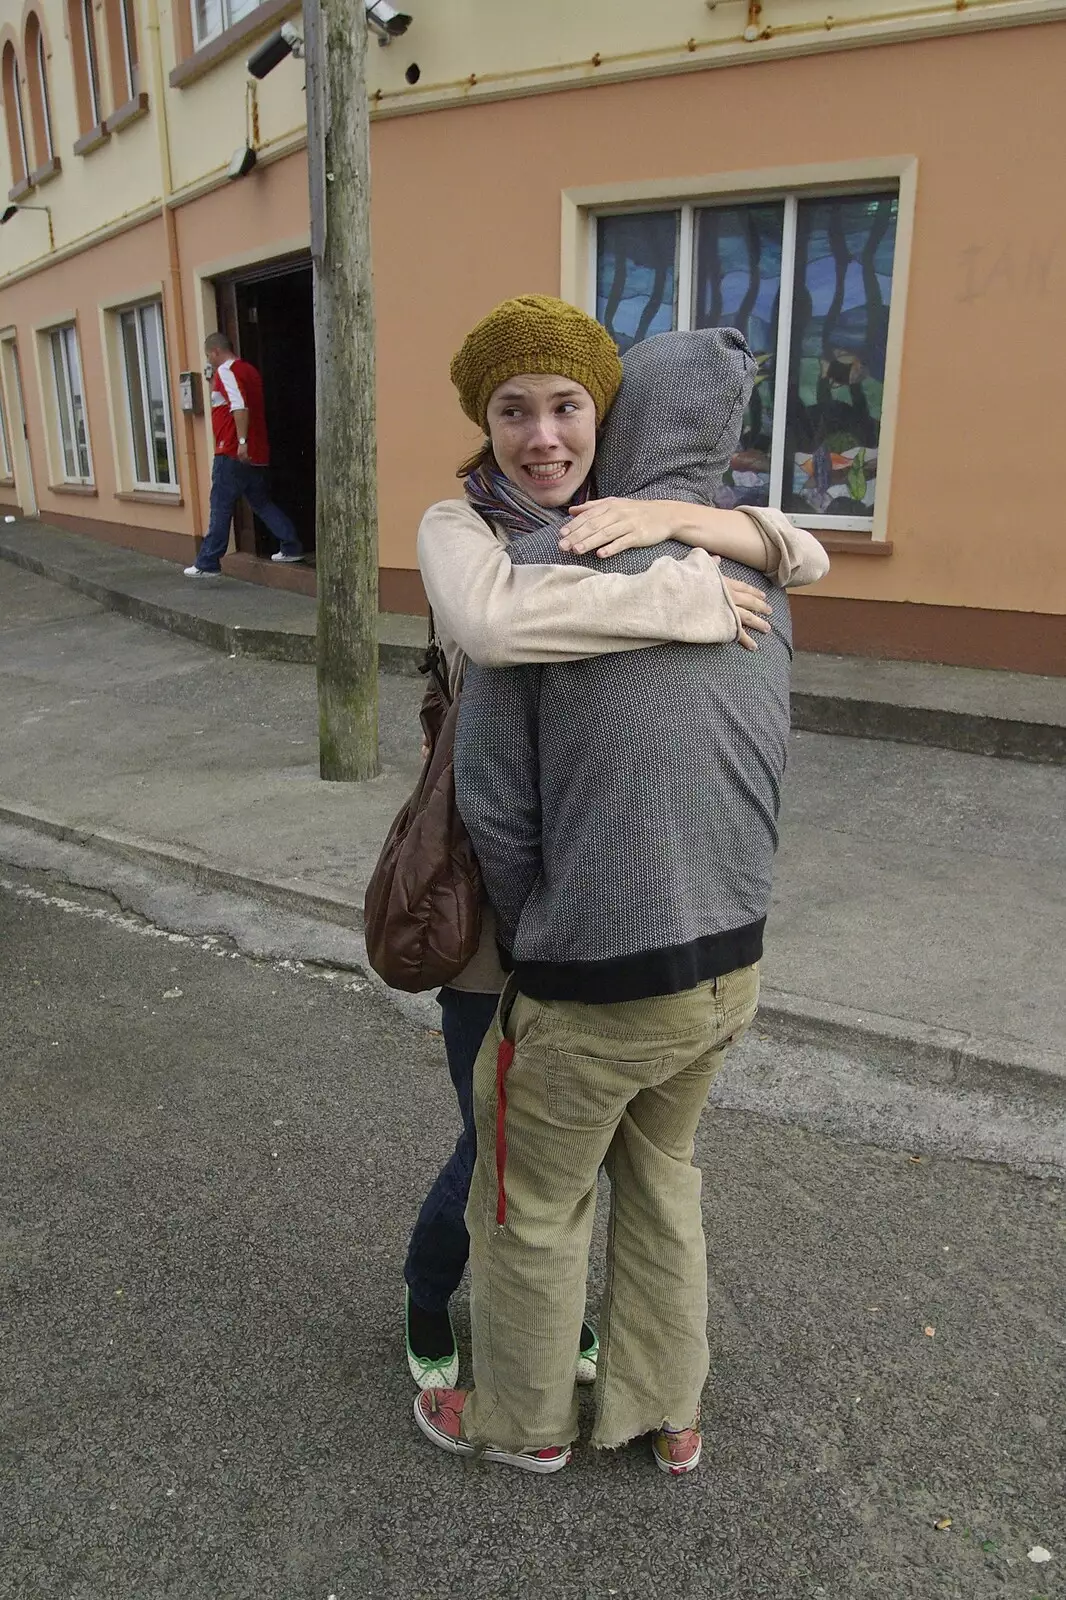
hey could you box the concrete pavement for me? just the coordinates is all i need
[0,564,1064,1173]
[3,517,1063,762]
[2,867,1063,1600]
[0,516,425,672]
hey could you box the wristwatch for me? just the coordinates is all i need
[238,437,247,445]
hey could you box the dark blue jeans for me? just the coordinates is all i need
[404,987,500,1315]
[197,455,302,572]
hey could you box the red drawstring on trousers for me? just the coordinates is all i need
[495,1038,515,1226]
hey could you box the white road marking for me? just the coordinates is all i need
[0,877,369,993]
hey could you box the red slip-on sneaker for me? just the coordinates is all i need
[414,1389,571,1475]
[652,1421,703,1476]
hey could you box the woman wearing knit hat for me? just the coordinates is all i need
[403,296,828,1453]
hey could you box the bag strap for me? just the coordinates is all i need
[419,605,451,703]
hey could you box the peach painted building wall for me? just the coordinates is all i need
[1,0,1063,670]
[368,24,1066,668]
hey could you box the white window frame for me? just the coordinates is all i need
[49,324,93,483]
[0,383,12,479]
[118,0,136,98]
[11,57,29,177]
[35,26,53,160]
[81,0,100,126]
[564,158,917,543]
[118,300,178,491]
[192,0,261,49]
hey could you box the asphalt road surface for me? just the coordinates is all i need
[2,867,1062,1600]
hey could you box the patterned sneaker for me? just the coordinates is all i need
[414,1389,572,1474]
[405,1288,459,1391]
[576,1321,599,1385]
[183,565,221,578]
[652,1416,703,1476]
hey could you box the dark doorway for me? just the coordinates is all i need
[215,258,316,559]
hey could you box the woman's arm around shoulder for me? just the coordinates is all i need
[562,498,830,587]
[734,505,831,587]
[416,497,757,667]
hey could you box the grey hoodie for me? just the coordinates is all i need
[453,327,793,1003]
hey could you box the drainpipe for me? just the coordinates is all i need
[144,0,203,537]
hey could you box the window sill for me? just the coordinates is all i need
[115,488,183,505]
[7,176,33,203]
[170,0,299,88]
[74,123,110,158]
[49,482,98,496]
[29,156,61,187]
[817,535,893,556]
[106,93,150,134]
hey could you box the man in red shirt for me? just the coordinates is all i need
[185,332,304,577]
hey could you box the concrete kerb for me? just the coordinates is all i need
[789,692,1066,764]
[0,539,316,664]
[0,533,428,674]
[756,988,1066,1108]
[1,799,1063,1141]
[0,802,366,934]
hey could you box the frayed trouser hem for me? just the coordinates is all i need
[591,1413,701,1452]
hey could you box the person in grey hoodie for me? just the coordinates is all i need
[405,298,825,1405]
[413,308,828,1477]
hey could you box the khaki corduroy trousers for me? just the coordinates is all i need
[461,964,760,1453]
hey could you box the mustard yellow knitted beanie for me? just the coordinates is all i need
[450,295,623,431]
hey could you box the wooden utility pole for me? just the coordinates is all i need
[304,0,380,780]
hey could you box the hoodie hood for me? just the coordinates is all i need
[596,327,757,503]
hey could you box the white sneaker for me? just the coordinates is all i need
[270,551,304,564]
[184,565,220,578]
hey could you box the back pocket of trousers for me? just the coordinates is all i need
[544,1049,662,1129]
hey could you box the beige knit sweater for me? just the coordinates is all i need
[417,499,829,992]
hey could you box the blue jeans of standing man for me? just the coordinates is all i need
[404,987,500,1314]
[196,454,303,572]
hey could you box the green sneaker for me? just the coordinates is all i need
[405,1288,460,1391]
[576,1321,598,1385]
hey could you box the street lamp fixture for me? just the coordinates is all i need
[226,145,257,181]
[0,201,55,250]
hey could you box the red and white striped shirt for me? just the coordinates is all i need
[210,356,270,465]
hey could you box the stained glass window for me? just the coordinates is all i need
[694,203,784,510]
[593,188,899,527]
[596,211,679,353]
[783,193,897,518]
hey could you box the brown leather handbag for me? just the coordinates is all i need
[363,620,483,992]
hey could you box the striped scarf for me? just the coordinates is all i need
[463,460,590,539]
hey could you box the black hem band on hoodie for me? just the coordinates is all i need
[500,919,766,1006]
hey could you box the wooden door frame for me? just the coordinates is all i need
[0,334,38,517]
